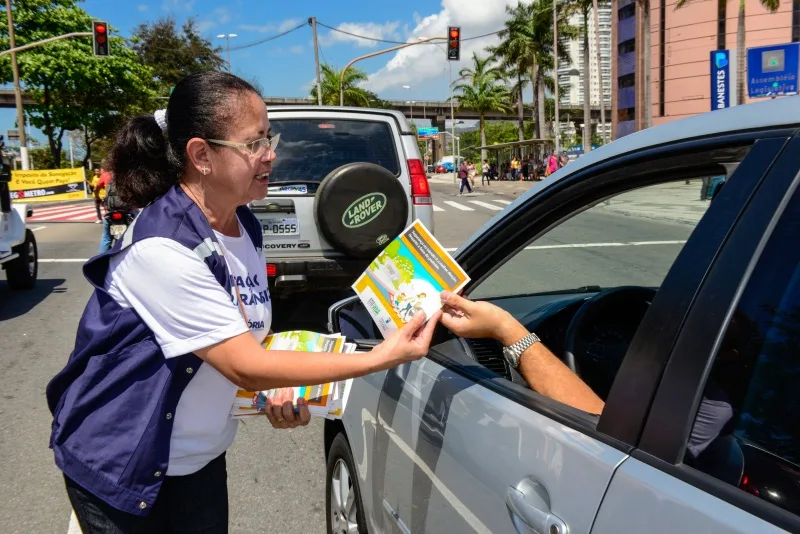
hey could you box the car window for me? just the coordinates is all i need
[683,187,800,517]
[269,119,400,183]
[470,176,722,299]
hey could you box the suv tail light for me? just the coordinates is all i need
[266,263,276,277]
[408,159,431,205]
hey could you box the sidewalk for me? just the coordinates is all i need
[595,181,710,225]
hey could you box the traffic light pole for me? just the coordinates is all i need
[0,30,92,171]
[339,36,446,106]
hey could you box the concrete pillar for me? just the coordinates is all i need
[433,116,446,163]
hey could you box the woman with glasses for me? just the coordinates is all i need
[46,71,440,533]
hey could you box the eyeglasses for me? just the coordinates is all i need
[206,133,280,157]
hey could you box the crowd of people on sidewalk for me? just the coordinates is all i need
[456,150,570,195]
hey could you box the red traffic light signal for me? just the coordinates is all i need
[93,21,109,56]
[447,26,460,61]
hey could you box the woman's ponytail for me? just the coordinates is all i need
[107,115,177,208]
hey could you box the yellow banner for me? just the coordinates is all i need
[10,168,87,203]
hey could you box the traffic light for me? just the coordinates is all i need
[93,21,109,56]
[447,27,460,61]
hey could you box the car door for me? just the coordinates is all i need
[331,128,792,533]
[591,135,800,533]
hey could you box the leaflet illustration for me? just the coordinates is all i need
[353,219,470,336]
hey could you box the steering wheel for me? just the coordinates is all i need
[563,286,657,399]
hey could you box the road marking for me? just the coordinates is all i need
[493,199,513,205]
[29,226,46,232]
[468,201,503,211]
[40,258,89,263]
[29,205,93,217]
[66,212,99,222]
[68,511,82,534]
[441,240,686,254]
[433,205,445,212]
[443,201,474,211]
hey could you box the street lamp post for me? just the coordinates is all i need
[423,40,456,170]
[5,0,28,170]
[217,33,237,72]
[553,0,560,153]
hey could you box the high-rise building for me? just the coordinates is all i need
[558,3,613,139]
[611,0,798,139]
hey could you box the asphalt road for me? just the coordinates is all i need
[0,180,706,533]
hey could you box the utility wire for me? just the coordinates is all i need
[228,21,308,51]
[316,20,504,45]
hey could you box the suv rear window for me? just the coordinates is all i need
[269,118,401,183]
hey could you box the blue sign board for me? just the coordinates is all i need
[747,43,800,98]
[417,127,439,138]
[710,49,731,110]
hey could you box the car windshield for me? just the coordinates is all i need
[268,119,400,184]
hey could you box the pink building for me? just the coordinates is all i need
[611,0,796,137]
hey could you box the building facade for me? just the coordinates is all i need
[559,3,614,139]
[611,0,799,138]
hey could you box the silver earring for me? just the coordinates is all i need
[200,166,210,176]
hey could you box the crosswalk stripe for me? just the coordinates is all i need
[468,201,503,211]
[443,201,474,211]
[493,199,512,205]
[433,205,445,212]
[65,211,99,221]
[29,206,94,218]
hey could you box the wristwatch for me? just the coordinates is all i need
[502,332,541,370]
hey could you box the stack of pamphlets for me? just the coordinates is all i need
[229,330,360,420]
[352,219,470,336]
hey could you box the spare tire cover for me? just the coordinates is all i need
[314,162,409,259]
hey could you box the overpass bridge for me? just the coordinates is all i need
[0,90,604,122]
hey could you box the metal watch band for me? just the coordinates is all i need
[502,332,541,369]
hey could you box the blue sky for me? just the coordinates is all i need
[2,0,515,154]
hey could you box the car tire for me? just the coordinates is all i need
[6,229,37,290]
[326,433,368,534]
[314,162,410,259]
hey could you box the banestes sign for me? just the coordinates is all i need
[710,50,731,111]
[342,193,387,228]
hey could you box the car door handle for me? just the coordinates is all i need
[505,478,568,534]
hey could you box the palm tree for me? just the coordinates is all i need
[452,53,512,161]
[675,0,778,106]
[311,63,374,107]
[496,0,577,140]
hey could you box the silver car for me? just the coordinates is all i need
[324,97,800,533]
[251,106,434,300]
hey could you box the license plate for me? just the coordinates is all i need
[110,224,127,238]
[262,216,299,235]
[268,185,308,195]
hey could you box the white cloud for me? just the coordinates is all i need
[289,45,304,54]
[138,5,149,11]
[161,0,195,12]
[196,8,232,34]
[360,0,515,96]
[239,18,302,34]
[319,21,403,48]
[214,8,232,25]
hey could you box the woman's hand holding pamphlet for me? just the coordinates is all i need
[230,220,468,421]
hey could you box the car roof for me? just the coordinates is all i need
[457,96,800,254]
[265,105,412,132]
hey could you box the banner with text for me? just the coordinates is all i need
[10,168,87,202]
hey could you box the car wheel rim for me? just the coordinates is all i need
[27,241,35,276]
[331,458,359,534]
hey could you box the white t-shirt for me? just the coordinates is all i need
[104,218,271,476]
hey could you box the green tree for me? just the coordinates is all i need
[675,0,778,107]
[131,17,226,97]
[0,0,157,168]
[453,53,512,162]
[494,0,576,140]
[311,63,378,107]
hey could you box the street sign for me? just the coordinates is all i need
[710,49,731,110]
[417,127,439,138]
[7,129,19,141]
[747,43,799,98]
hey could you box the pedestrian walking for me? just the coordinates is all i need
[92,167,109,224]
[467,160,477,188]
[481,159,491,186]
[46,71,441,534]
[458,160,472,194]
[546,150,559,177]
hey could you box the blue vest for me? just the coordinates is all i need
[46,185,263,516]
